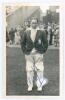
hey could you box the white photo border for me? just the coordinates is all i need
[0,0,64,99]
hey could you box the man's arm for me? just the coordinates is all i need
[20,31,27,53]
[42,30,48,53]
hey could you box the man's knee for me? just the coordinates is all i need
[36,62,44,71]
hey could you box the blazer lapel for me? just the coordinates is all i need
[34,30,40,42]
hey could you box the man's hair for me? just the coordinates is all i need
[31,17,38,23]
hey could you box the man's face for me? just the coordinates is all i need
[31,19,37,29]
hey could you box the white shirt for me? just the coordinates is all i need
[30,27,39,54]
[30,28,37,42]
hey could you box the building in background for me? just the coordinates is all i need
[40,6,59,25]
[6,6,40,31]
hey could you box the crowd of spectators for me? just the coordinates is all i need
[6,20,59,47]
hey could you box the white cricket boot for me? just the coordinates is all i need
[37,86,42,91]
[42,78,48,86]
[37,78,48,91]
[28,86,33,91]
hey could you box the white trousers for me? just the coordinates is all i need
[25,53,44,88]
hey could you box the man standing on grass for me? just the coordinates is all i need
[21,18,48,91]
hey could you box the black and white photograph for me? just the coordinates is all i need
[5,4,61,96]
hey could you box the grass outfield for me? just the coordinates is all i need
[6,47,59,96]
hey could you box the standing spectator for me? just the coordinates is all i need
[6,29,9,42]
[9,28,15,44]
[47,23,52,45]
[52,23,55,45]
[24,20,30,30]
[14,28,21,45]
[20,26,25,38]
[54,26,59,47]
[49,27,53,45]
[39,22,44,30]
[44,25,48,39]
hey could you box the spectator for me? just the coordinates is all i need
[44,25,48,39]
[14,28,21,45]
[47,22,52,45]
[6,29,9,42]
[24,20,30,30]
[9,28,15,44]
[52,23,55,45]
[49,27,53,45]
[54,26,59,47]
